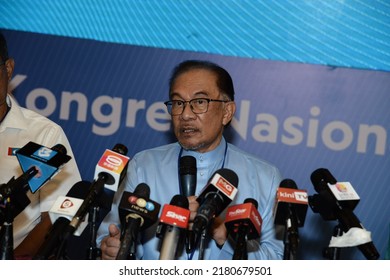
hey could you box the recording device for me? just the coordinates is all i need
[156,194,190,260]
[116,183,161,260]
[273,178,308,259]
[33,181,91,260]
[179,155,197,197]
[225,198,262,260]
[67,144,129,234]
[179,155,197,254]
[93,143,130,211]
[0,166,38,225]
[309,168,380,260]
[15,141,71,193]
[192,168,239,236]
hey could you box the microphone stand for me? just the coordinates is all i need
[198,228,207,260]
[0,200,14,260]
[232,226,248,260]
[283,215,299,260]
[87,203,101,260]
[323,224,342,260]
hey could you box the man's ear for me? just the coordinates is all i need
[5,58,15,81]
[222,101,236,126]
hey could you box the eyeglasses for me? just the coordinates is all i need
[164,98,229,116]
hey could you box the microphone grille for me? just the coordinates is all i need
[244,198,258,209]
[310,168,337,192]
[280,178,298,190]
[170,194,189,209]
[179,156,197,175]
[51,144,67,155]
[112,143,128,156]
[133,183,150,199]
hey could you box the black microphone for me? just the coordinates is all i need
[66,144,129,235]
[0,166,38,224]
[309,168,380,260]
[192,168,239,237]
[116,183,161,260]
[273,179,308,259]
[179,155,197,254]
[156,194,190,259]
[93,143,130,211]
[225,198,262,260]
[179,156,197,197]
[33,181,91,260]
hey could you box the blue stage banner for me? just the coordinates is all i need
[3,29,389,260]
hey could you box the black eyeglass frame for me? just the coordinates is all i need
[164,98,229,116]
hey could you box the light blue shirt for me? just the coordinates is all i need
[97,137,284,260]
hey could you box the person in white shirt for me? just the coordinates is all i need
[0,31,81,259]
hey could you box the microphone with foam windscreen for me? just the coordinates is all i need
[225,198,262,260]
[192,168,238,259]
[309,168,379,260]
[273,179,308,260]
[179,156,197,197]
[33,181,91,260]
[179,155,197,254]
[156,194,190,260]
[116,183,161,260]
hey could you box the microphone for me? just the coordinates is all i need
[225,198,262,260]
[33,181,91,260]
[179,156,197,197]
[192,168,239,237]
[116,183,161,260]
[156,194,190,260]
[309,168,380,260]
[0,166,38,224]
[179,155,197,254]
[15,141,71,193]
[93,143,130,211]
[67,144,129,235]
[273,179,308,259]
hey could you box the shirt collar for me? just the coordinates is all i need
[180,137,227,169]
[0,94,29,132]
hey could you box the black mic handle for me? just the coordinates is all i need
[33,217,70,260]
[284,207,299,260]
[116,216,142,260]
[232,226,248,260]
[0,223,13,260]
[335,208,379,260]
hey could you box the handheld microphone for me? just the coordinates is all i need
[156,194,190,260]
[192,168,239,237]
[273,179,308,259]
[179,156,197,197]
[225,198,262,260]
[309,168,380,260]
[33,181,91,260]
[116,183,161,260]
[179,155,197,254]
[15,142,71,193]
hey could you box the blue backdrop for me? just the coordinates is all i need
[3,29,390,260]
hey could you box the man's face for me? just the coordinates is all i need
[170,68,235,153]
[0,58,13,105]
